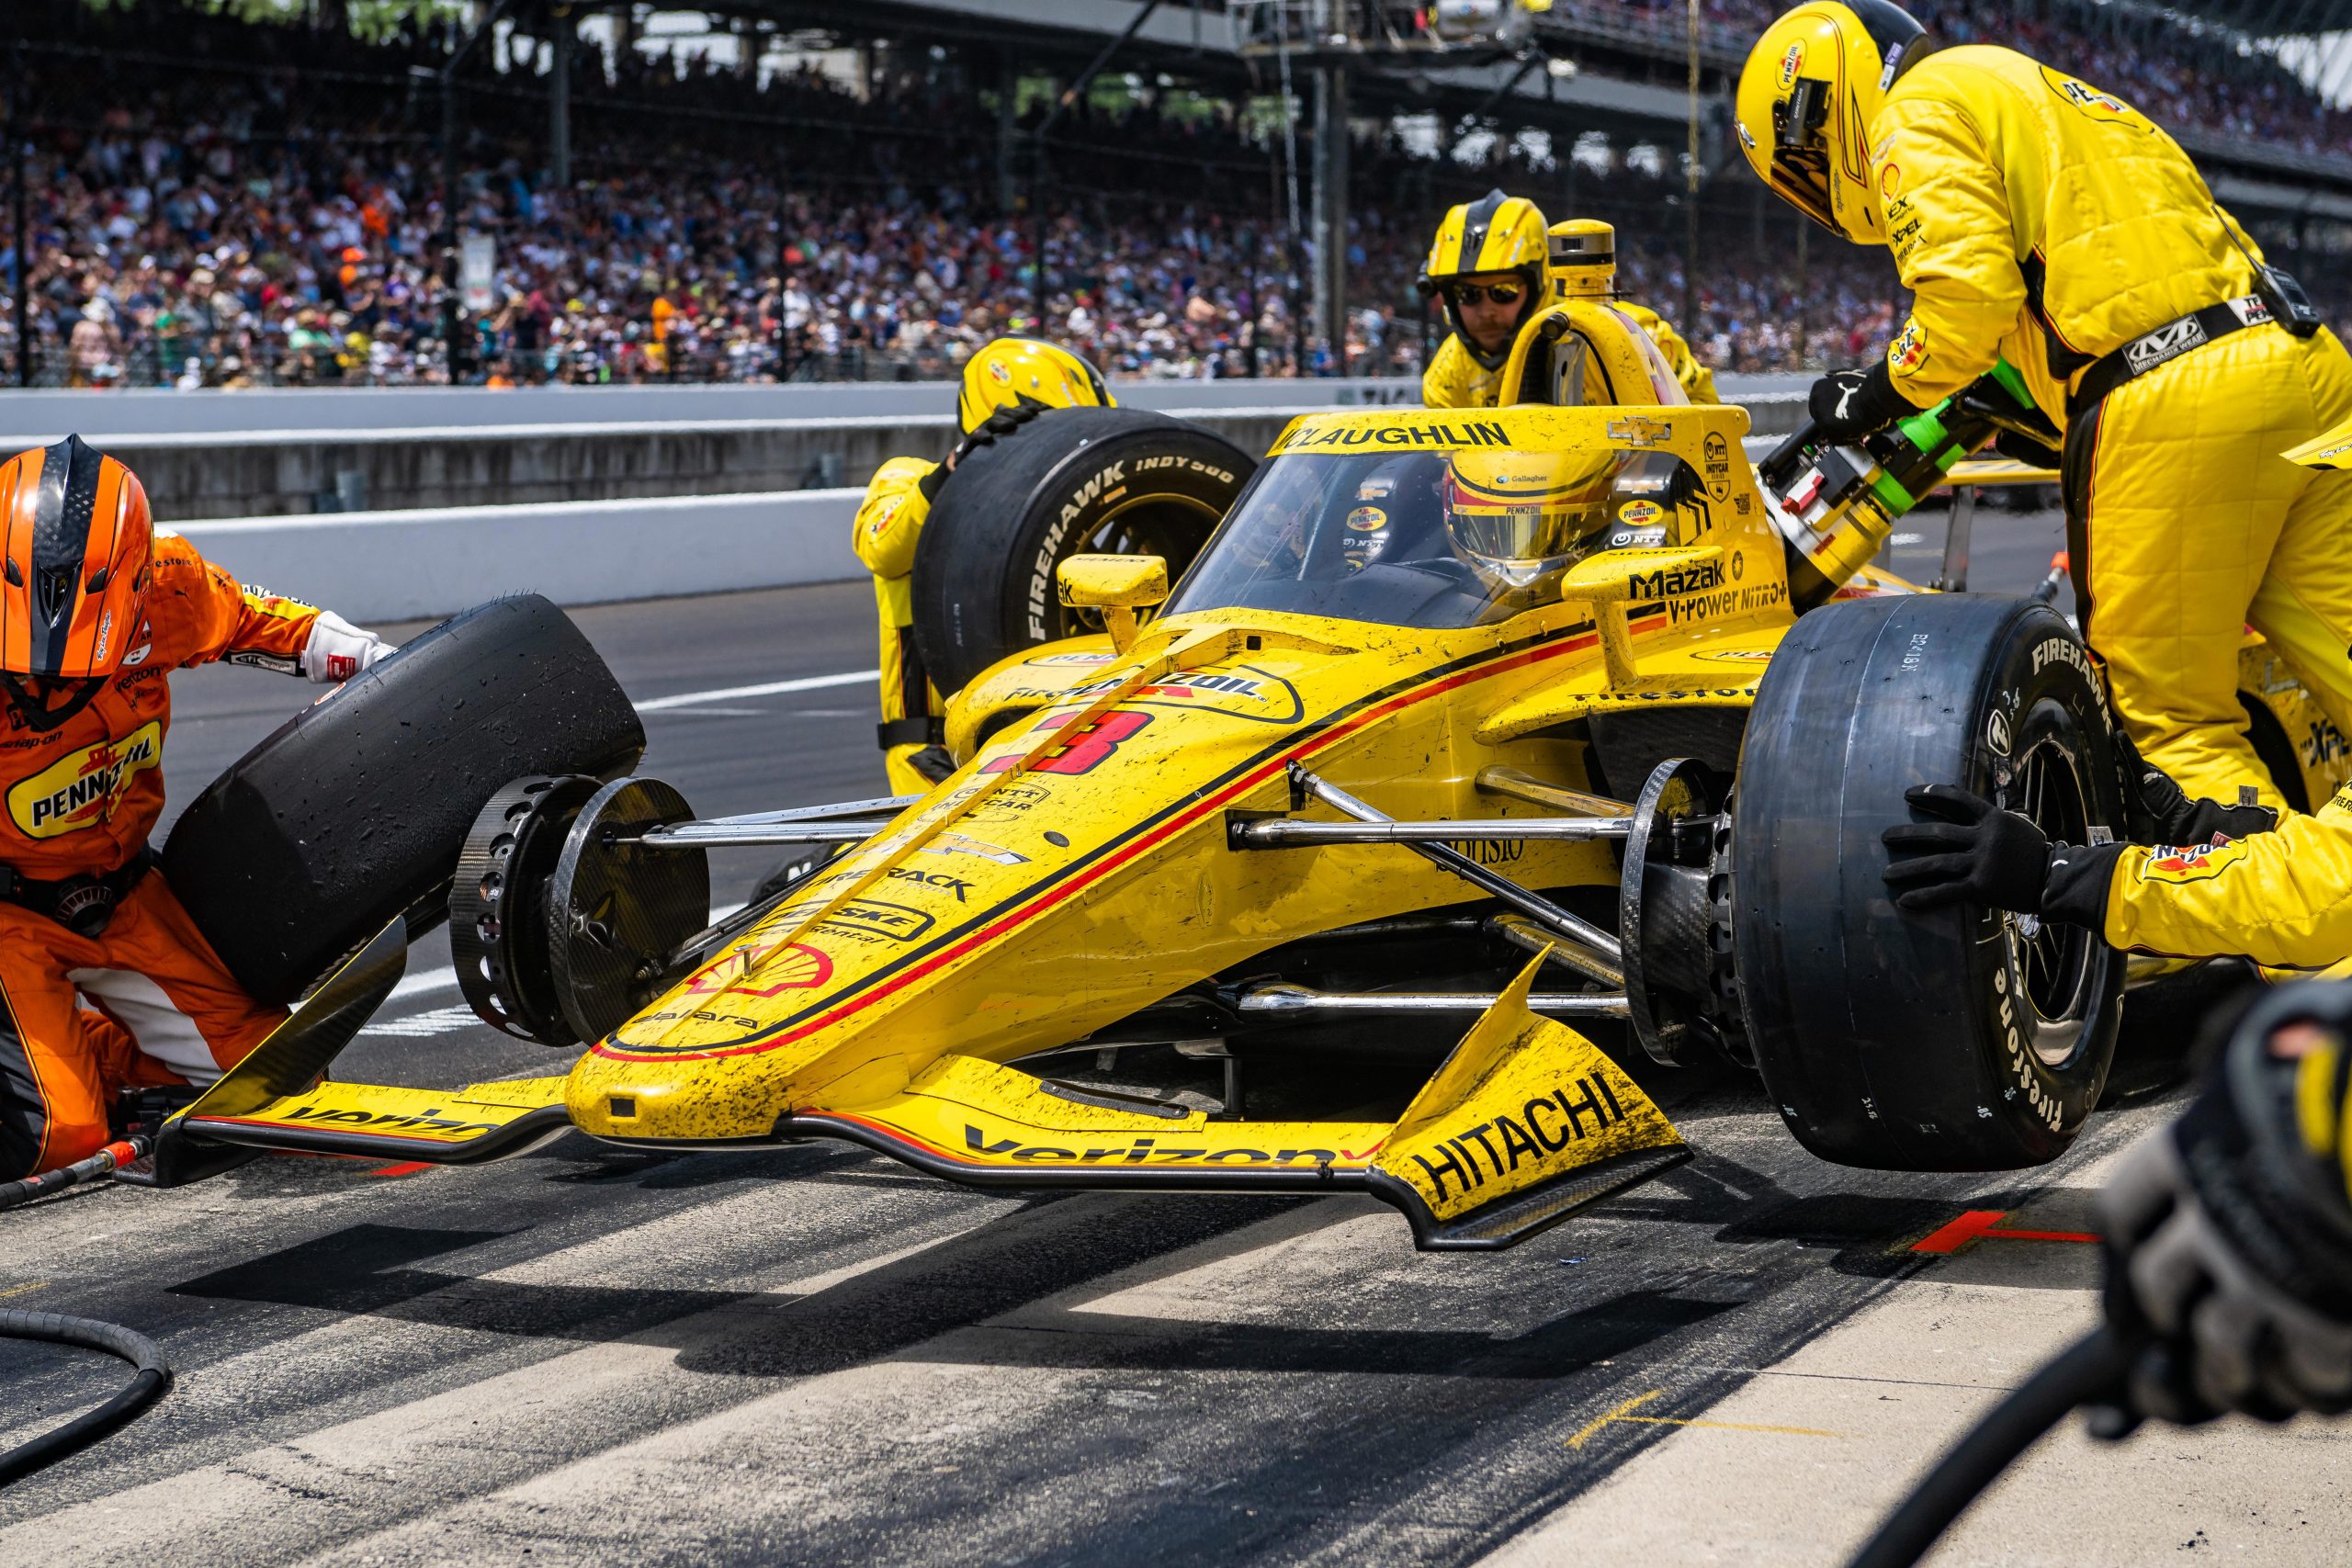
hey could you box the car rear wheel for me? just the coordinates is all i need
[908,406,1254,694]
[1731,593,2126,1170]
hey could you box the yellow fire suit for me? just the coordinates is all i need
[2095,782,2352,977]
[1872,44,2352,809]
[852,456,945,795]
[1422,304,1717,409]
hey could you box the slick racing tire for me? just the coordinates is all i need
[1732,593,2125,1171]
[162,594,646,1007]
[909,405,1254,694]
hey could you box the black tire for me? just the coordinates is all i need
[162,595,645,1006]
[909,406,1254,694]
[1732,594,2126,1170]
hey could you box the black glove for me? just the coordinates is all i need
[1880,784,2055,914]
[2116,730,2278,847]
[1807,360,1915,444]
[1992,427,2063,469]
[2093,981,2352,1430]
[946,399,1046,469]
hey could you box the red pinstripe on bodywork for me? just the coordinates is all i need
[594,626,1608,1064]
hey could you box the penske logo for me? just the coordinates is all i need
[7,722,163,839]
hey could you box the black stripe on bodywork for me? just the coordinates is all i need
[607,618,1600,1056]
[0,978,51,1180]
[27,434,101,677]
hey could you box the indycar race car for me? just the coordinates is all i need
[130,386,2350,1253]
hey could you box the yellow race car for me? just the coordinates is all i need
[135,389,2349,1252]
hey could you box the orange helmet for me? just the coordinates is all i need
[0,436,154,680]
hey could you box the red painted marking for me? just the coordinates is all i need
[1909,1208,2100,1255]
[368,1161,434,1178]
[596,631,1605,1065]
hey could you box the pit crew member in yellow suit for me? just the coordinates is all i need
[1882,750,2352,1428]
[1737,0,2352,811]
[853,338,1113,796]
[1418,191,1717,409]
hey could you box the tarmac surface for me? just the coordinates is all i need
[8,508,2347,1566]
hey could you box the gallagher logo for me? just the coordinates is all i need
[8,722,163,839]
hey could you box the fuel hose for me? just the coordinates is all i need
[1844,1326,2132,1568]
[0,1135,175,1485]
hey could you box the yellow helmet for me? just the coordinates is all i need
[1735,1,1928,245]
[1442,447,1617,590]
[1546,220,1617,301]
[956,337,1113,434]
[1418,189,1549,368]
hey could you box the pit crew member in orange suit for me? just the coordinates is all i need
[1737,0,2352,810]
[1418,190,1717,409]
[853,337,1114,795]
[0,435,394,1180]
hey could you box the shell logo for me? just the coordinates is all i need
[1879,162,1901,199]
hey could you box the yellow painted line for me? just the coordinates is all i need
[1566,1387,1843,1449]
[0,1281,45,1299]
[1566,1388,1665,1449]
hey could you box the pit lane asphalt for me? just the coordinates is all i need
[0,512,2158,1568]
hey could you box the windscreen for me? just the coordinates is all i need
[1165,447,1634,630]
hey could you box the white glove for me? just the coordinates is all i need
[301,610,396,684]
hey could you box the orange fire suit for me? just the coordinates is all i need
[0,538,324,1179]
[1422,302,1716,409]
[853,457,945,795]
[1871,44,2352,809]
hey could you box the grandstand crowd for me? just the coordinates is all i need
[0,0,2336,388]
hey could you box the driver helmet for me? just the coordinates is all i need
[0,435,153,681]
[1443,449,1615,591]
[1416,190,1548,372]
[1735,1,1929,245]
[956,337,1114,434]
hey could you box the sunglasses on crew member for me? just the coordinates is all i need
[1445,280,1524,306]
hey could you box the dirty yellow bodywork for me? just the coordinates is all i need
[168,400,2345,1249]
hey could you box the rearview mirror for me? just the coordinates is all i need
[1057,554,1169,653]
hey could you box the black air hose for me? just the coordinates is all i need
[0,1311,172,1486]
[1845,1326,2131,1568]
[0,1134,175,1483]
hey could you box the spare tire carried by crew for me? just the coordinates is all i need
[1732,592,2126,1171]
[909,405,1255,694]
[162,594,646,1007]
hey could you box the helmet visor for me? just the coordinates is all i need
[1443,454,1617,589]
[1769,79,1840,233]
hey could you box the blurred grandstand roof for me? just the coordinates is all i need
[2169,0,2352,35]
